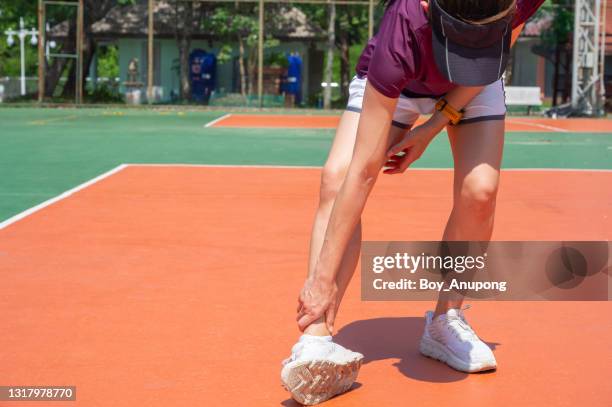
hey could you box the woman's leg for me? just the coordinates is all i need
[434,119,505,317]
[304,110,361,335]
[305,111,407,335]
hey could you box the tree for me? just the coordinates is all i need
[532,0,574,106]
[323,2,336,109]
[172,0,224,101]
[59,0,122,98]
[204,2,285,100]
[0,1,39,84]
[206,3,258,98]
[0,0,135,100]
[335,5,369,101]
[296,2,370,106]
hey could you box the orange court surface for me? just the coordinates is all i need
[210,113,612,133]
[1,164,610,406]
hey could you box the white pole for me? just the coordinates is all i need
[19,17,26,96]
[599,0,607,112]
[571,0,581,108]
[592,0,601,111]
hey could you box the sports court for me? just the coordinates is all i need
[0,108,611,406]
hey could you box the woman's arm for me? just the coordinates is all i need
[385,23,526,172]
[296,83,398,332]
[384,85,484,173]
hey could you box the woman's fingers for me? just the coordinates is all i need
[297,311,319,332]
[400,148,421,171]
[384,151,410,174]
[384,147,422,174]
[387,143,407,158]
[295,295,306,321]
[296,302,307,321]
[297,297,303,312]
[387,134,415,157]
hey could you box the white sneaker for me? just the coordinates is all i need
[281,335,364,405]
[420,307,497,373]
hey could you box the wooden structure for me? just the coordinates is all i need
[38,0,84,104]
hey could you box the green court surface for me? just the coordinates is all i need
[0,107,611,222]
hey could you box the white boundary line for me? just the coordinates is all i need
[204,113,232,128]
[202,115,609,133]
[128,163,321,170]
[506,119,570,133]
[127,163,612,172]
[0,164,128,231]
[1,162,611,231]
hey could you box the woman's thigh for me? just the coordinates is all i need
[324,111,409,174]
[324,110,361,173]
[447,120,505,196]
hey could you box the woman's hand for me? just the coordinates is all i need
[384,113,447,174]
[296,275,338,333]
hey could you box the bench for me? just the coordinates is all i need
[504,86,543,115]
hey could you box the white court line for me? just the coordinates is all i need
[127,163,612,172]
[507,119,570,133]
[128,163,321,170]
[0,164,128,231]
[204,113,232,128]
[2,163,610,231]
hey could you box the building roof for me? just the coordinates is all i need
[50,1,323,41]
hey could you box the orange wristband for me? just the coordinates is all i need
[435,98,463,125]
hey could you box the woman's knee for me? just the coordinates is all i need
[457,173,499,219]
[319,165,348,205]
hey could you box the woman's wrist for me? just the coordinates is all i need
[312,264,335,285]
[428,110,451,133]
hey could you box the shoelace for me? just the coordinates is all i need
[444,305,478,340]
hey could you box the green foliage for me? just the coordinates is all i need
[85,81,122,103]
[537,0,574,47]
[206,6,258,44]
[0,0,37,29]
[265,51,289,68]
[96,45,119,79]
[0,38,39,77]
[215,44,234,65]
[203,3,283,52]
[0,0,38,77]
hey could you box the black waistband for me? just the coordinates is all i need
[400,89,445,99]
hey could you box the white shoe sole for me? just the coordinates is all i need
[281,357,363,405]
[419,336,496,373]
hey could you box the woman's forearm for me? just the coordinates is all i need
[425,86,484,132]
[427,24,524,132]
[314,166,375,284]
[313,84,398,283]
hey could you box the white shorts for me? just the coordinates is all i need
[346,76,506,128]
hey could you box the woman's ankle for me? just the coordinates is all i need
[303,321,331,336]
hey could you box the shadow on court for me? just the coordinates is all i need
[334,317,499,383]
[279,317,501,405]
